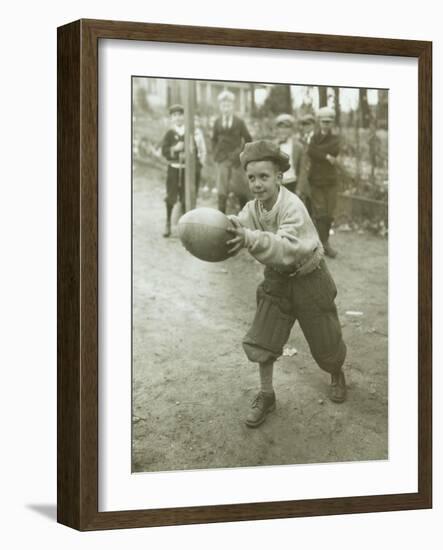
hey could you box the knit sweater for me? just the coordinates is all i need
[231,185,323,274]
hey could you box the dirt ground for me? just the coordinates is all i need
[132,162,388,473]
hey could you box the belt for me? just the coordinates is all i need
[272,247,323,278]
[273,265,318,278]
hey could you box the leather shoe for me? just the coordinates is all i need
[324,241,338,258]
[329,370,347,403]
[163,222,171,238]
[245,391,276,428]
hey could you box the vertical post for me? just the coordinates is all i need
[355,106,361,190]
[250,83,256,116]
[318,85,328,107]
[334,87,341,129]
[183,80,196,211]
[239,87,245,114]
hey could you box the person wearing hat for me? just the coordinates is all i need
[308,106,341,257]
[160,104,186,237]
[296,113,316,214]
[160,104,200,237]
[300,112,316,141]
[274,113,304,195]
[226,139,347,428]
[211,90,252,213]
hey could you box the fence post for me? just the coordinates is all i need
[183,80,196,212]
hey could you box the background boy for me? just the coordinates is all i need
[296,113,316,214]
[212,90,252,213]
[274,113,304,194]
[308,107,341,257]
[161,104,186,237]
[227,140,347,428]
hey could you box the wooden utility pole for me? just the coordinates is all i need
[250,83,256,115]
[355,104,362,190]
[333,87,341,128]
[183,80,196,212]
[318,86,328,107]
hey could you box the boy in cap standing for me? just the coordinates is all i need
[212,90,252,213]
[274,113,304,194]
[308,107,341,257]
[227,140,347,427]
[296,113,316,214]
[161,104,186,237]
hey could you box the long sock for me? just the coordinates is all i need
[166,203,173,224]
[315,217,328,245]
[259,362,274,393]
[218,195,227,213]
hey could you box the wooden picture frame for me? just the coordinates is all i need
[57,19,432,530]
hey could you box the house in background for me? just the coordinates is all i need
[133,77,263,115]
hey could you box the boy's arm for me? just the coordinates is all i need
[296,153,311,198]
[199,131,207,164]
[211,120,219,150]
[226,204,256,256]
[161,130,175,161]
[240,204,320,269]
[294,140,303,176]
[240,119,253,144]
[227,203,254,230]
[308,135,340,160]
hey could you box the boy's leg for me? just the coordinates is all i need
[293,261,347,402]
[322,185,339,258]
[245,360,276,428]
[215,160,230,213]
[163,203,173,237]
[164,166,179,237]
[242,272,295,427]
[178,167,186,208]
[311,186,338,257]
[195,162,202,197]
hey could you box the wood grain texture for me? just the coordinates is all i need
[57,20,81,529]
[57,19,432,531]
[417,41,432,505]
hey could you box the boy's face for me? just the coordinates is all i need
[246,160,281,210]
[276,125,292,142]
[319,118,333,134]
[219,99,234,117]
[171,111,184,127]
[301,121,314,135]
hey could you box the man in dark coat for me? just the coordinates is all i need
[212,90,252,213]
[308,107,341,258]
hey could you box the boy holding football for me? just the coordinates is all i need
[227,140,347,427]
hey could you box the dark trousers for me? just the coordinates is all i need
[310,184,338,244]
[165,165,185,208]
[216,159,250,213]
[242,260,346,374]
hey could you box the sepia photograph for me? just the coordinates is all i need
[131,76,389,473]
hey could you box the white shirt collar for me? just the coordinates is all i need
[174,124,185,136]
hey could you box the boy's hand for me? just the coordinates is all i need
[226,218,246,256]
[171,142,184,153]
[326,154,336,165]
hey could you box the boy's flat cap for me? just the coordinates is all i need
[300,113,315,124]
[317,106,336,120]
[275,113,295,127]
[240,140,290,172]
[169,103,184,114]
[217,90,235,103]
